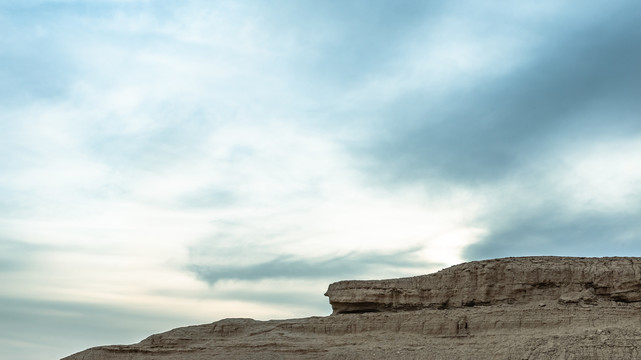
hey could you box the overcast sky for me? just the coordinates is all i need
[2,1,641,359]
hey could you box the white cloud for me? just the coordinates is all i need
[556,136,641,211]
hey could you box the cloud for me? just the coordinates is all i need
[464,202,641,260]
[177,188,237,209]
[358,2,641,187]
[0,240,40,272]
[189,248,439,284]
[331,0,641,260]
[268,1,442,86]
[0,296,188,360]
[370,24,641,185]
[197,280,335,316]
[0,11,74,105]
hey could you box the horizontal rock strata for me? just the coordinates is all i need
[63,256,641,360]
[325,256,641,314]
[62,303,641,360]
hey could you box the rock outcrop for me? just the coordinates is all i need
[325,256,641,314]
[62,256,641,360]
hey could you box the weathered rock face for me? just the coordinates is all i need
[325,256,641,314]
[62,256,641,360]
[61,304,641,360]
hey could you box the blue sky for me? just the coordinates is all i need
[1,1,641,359]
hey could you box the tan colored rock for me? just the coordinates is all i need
[62,256,641,360]
[325,256,641,313]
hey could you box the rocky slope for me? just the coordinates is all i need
[62,256,641,360]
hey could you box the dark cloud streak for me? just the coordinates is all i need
[360,2,641,186]
[464,203,641,260]
[189,248,438,284]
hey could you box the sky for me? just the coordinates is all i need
[1,0,640,359]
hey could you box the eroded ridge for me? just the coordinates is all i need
[63,256,641,360]
[325,256,641,314]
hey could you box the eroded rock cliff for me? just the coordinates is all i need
[62,256,641,360]
[325,256,641,314]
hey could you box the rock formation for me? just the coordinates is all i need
[326,256,641,313]
[62,257,641,360]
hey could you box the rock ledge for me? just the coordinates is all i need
[325,256,641,314]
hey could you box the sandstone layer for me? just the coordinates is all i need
[62,256,641,360]
[326,256,641,314]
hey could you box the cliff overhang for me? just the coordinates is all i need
[324,256,641,314]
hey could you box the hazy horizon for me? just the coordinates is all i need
[2,1,641,359]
